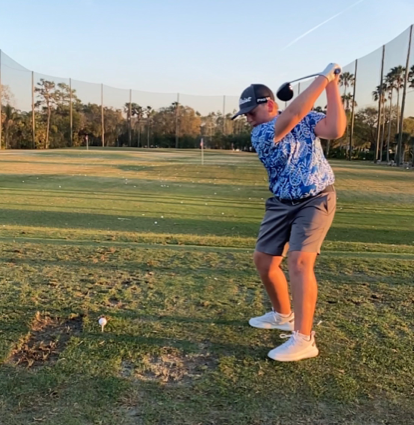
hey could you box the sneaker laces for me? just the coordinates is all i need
[280,333,294,339]
[280,331,314,343]
[278,331,299,348]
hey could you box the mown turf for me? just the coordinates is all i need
[0,148,413,425]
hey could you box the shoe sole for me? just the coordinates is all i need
[268,348,319,362]
[249,320,294,331]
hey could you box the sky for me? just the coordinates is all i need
[0,0,414,103]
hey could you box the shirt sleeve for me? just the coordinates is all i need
[303,111,326,134]
[252,120,276,148]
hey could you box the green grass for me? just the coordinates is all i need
[0,148,413,424]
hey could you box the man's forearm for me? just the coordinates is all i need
[274,76,328,142]
[324,81,347,138]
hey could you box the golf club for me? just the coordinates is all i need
[276,68,341,102]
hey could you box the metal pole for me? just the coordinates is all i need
[32,71,35,149]
[175,93,179,149]
[375,45,385,163]
[101,84,104,147]
[69,78,73,147]
[0,50,2,150]
[129,89,132,147]
[397,24,413,166]
[349,59,358,161]
[222,95,226,135]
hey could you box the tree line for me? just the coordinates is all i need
[1,65,414,164]
[0,79,252,151]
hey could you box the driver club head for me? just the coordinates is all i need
[276,83,294,102]
[276,67,342,102]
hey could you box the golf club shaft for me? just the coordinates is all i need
[289,73,320,84]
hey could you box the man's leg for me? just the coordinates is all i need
[287,191,336,336]
[250,198,294,330]
[253,251,291,315]
[288,251,318,336]
[267,192,336,361]
[267,250,321,362]
[250,250,294,330]
[253,198,292,315]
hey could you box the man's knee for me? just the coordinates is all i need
[253,251,283,274]
[288,251,317,277]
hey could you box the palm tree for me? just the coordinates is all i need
[339,73,356,153]
[373,83,388,161]
[124,102,133,147]
[388,66,405,134]
[409,65,414,89]
[172,101,180,149]
[145,106,155,148]
[339,72,355,101]
[341,93,358,112]
[130,104,143,147]
[35,79,58,149]
[384,72,397,163]
[3,104,19,149]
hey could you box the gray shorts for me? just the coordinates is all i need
[256,187,336,257]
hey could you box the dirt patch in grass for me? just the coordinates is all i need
[8,312,83,369]
[122,344,217,387]
[140,353,216,385]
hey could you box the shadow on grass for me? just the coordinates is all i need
[0,197,264,214]
[0,207,412,244]
[0,208,258,237]
[0,182,269,205]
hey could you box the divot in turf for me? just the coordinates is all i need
[8,312,84,369]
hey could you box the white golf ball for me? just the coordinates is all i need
[98,317,107,326]
[154,221,157,224]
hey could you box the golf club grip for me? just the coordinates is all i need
[289,68,341,84]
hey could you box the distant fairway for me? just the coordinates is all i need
[0,148,412,425]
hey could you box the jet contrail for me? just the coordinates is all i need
[281,0,366,51]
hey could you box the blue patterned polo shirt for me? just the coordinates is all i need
[251,111,335,200]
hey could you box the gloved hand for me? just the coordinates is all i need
[320,63,342,83]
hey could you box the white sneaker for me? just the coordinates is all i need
[249,310,294,331]
[268,331,319,362]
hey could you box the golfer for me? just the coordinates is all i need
[232,64,346,361]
